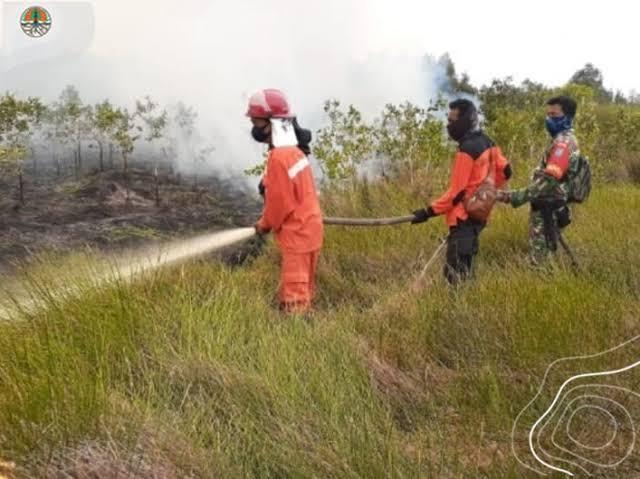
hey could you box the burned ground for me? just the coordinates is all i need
[0,167,263,270]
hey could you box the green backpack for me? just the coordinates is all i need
[565,155,592,203]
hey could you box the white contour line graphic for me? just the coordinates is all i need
[564,405,617,451]
[529,364,640,476]
[538,391,636,475]
[511,334,640,476]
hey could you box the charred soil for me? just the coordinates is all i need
[0,168,262,270]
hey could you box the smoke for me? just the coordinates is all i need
[0,0,450,176]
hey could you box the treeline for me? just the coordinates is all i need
[441,59,640,105]
[2,62,639,206]
[0,86,214,204]
[312,62,640,188]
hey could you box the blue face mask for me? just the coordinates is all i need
[545,115,572,137]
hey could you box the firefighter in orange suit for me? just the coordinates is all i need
[248,89,323,314]
[411,99,512,285]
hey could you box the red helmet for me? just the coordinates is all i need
[246,89,293,119]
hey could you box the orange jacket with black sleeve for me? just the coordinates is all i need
[257,146,324,254]
[430,131,511,226]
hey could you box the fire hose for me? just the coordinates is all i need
[323,215,415,226]
[321,216,580,275]
[323,216,579,270]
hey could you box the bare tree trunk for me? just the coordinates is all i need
[162,147,173,175]
[154,163,160,207]
[18,168,24,204]
[99,142,104,172]
[380,154,387,180]
[123,152,130,207]
[109,143,114,169]
[65,147,71,177]
[77,141,82,172]
[349,156,357,193]
[54,151,61,177]
[74,149,80,180]
[408,149,414,186]
[31,147,37,178]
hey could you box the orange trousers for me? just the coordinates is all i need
[279,250,320,314]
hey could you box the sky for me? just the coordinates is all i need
[0,0,638,172]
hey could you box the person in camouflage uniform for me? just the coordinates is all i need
[497,96,580,265]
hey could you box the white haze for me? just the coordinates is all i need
[0,0,449,178]
[0,0,637,177]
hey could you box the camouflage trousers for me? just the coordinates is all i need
[528,208,572,265]
[529,210,552,265]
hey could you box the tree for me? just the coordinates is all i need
[0,94,45,203]
[78,105,95,170]
[569,63,613,102]
[479,78,550,173]
[44,99,75,176]
[0,147,26,202]
[313,100,375,184]
[193,144,215,189]
[569,63,603,89]
[93,100,120,172]
[479,77,549,125]
[613,90,628,105]
[23,98,46,178]
[135,96,167,205]
[112,107,141,205]
[375,102,449,184]
[58,85,89,177]
[166,102,198,183]
[437,53,478,96]
[40,105,63,176]
[135,97,167,145]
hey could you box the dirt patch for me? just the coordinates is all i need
[23,441,181,479]
[104,182,155,209]
[0,460,15,479]
[358,338,460,403]
[365,347,425,402]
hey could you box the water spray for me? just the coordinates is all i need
[0,227,256,321]
[1,215,427,321]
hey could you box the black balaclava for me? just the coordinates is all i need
[447,103,479,143]
[251,123,270,143]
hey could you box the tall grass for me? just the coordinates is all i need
[0,184,639,477]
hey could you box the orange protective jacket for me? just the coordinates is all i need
[430,131,510,226]
[257,146,323,254]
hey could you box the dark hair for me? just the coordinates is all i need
[449,98,476,116]
[547,96,577,118]
[293,117,312,155]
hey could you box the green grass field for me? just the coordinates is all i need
[1,184,639,478]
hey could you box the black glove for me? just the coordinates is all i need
[411,207,435,224]
[258,179,265,197]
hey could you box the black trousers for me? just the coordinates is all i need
[444,219,485,285]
